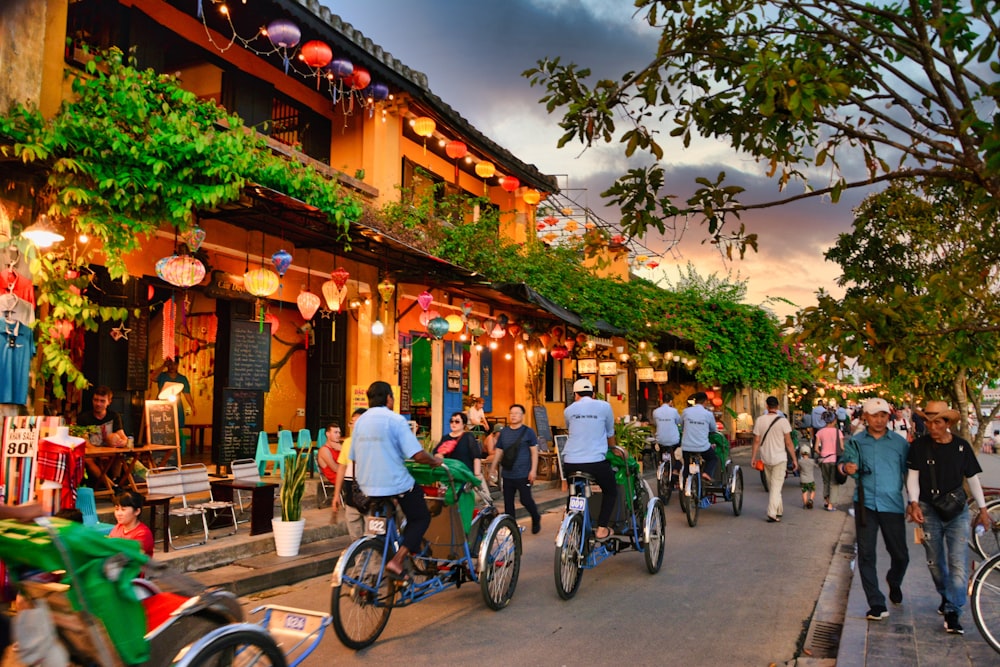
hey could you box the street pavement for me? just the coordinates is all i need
[138,448,1000,665]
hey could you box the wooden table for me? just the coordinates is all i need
[144,493,173,553]
[85,444,178,494]
[210,480,278,535]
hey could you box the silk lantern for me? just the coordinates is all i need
[445,140,467,182]
[264,312,280,336]
[297,289,320,321]
[157,255,205,288]
[445,314,464,333]
[427,316,450,340]
[244,267,279,297]
[327,58,353,79]
[266,19,301,73]
[180,227,205,252]
[417,290,433,311]
[271,249,292,276]
[550,344,570,360]
[522,189,540,205]
[349,66,371,89]
[412,116,435,153]
[300,40,332,68]
[500,176,520,192]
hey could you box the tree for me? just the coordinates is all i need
[793,180,1000,445]
[524,0,999,256]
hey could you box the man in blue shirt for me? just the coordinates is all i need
[839,397,910,621]
[681,391,719,482]
[351,381,442,580]
[563,378,619,540]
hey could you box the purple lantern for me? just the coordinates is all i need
[266,19,301,48]
[327,58,354,79]
[271,248,292,277]
[366,83,389,101]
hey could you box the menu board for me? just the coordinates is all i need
[229,319,271,391]
[533,405,552,447]
[144,400,179,449]
[217,389,263,467]
[125,308,149,391]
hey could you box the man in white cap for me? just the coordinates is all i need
[839,397,910,622]
[563,378,619,541]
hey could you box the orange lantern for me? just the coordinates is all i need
[475,161,495,178]
[522,189,540,205]
[500,176,520,193]
[445,140,467,159]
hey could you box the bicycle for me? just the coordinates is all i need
[677,441,744,528]
[969,488,1000,560]
[656,444,680,506]
[970,550,1000,654]
[330,459,521,649]
[554,448,666,600]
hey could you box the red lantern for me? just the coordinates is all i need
[712,397,723,407]
[330,266,350,291]
[550,344,570,360]
[349,66,371,90]
[300,40,332,68]
[500,176,519,193]
[445,141,467,159]
[705,390,715,399]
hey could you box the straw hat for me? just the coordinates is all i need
[914,400,960,423]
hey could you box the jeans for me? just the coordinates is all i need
[502,477,540,523]
[855,505,908,609]
[919,501,970,616]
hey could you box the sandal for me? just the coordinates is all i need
[385,563,413,586]
[594,526,612,541]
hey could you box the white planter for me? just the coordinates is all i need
[271,518,305,557]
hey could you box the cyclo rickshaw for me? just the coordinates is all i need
[330,458,521,649]
[677,431,744,527]
[0,516,302,666]
[554,447,666,599]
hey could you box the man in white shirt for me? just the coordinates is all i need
[563,378,619,541]
[752,396,798,522]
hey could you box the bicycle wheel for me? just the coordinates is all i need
[479,515,522,610]
[554,512,584,600]
[972,498,1000,559]
[643,498,666,574]
[657,460,674,506]
[177,625,286,667]
[331,537,393,650]
[970,552,1000,654]
[732,468,744,516]
[685,472,701,527]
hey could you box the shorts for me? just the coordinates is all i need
[800,482,816,492]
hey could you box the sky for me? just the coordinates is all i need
[329,0,868,319]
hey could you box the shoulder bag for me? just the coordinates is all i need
[927,440,967,521]
[500,428,527,470]
[752,415,784,471]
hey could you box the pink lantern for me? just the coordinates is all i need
[297,289,321,321]
[264,313,280,336]
[417,290,433,311]
[157,255,205,288]
[489,323,506,339]
[180,227,206,252]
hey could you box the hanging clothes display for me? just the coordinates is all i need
[0,242,35,406]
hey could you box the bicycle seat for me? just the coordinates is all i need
[567,472,598,484]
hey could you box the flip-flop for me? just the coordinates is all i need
[385,567,413,586]
[594,527,612,541]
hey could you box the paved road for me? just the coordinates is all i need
[241,458,851,666]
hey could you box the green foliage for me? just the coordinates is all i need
[0,48,360,395]
[431,206,807,391]
[793,180,1000,440]
[615,421,653,461]
[280,445,313,522]
[523,0,999,255]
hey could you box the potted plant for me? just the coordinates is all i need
[272,444,312,557]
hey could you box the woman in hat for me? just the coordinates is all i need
[905,400,993,635]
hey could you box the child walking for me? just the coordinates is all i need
[799,443,817,509]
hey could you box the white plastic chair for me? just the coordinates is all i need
[145,466,208,550]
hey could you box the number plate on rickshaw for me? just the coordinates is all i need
[569,496,587,512]
[367,517,387,535]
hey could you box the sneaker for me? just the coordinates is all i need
[944,611,964,634]
[888,581,903,605]
[866,606,889,620]
[807,500,814,509]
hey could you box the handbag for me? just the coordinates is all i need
[348,478,371,513]
[927,442,966,521]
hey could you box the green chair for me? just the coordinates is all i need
[255,431,285,477]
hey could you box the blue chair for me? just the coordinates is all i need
[255,431,285,477]
[316,428,327,449]
[75,487,114,535]
[297,429,316,477]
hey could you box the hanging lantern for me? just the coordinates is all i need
[157,255,205,288]
[507,323,522,338]
[522,189,540,205]
[550,345,570,360]
[576,332,588,345]
[489,323,506,339]
[366,83,389,102]
[180,227,206,252]
[427,316,450,340]
[417,290,433,311]
[445,314,464,333]
[419,311,433,327]
[377,278,395,305]
[712,397,723,407]
[244,267,279,297]
[497,314,509,327]
[328,266,350,291]
[266,19,301,48]
[551,325,564,340]
[461,301,473,317]
[475,161,495,178]
[327,58,353,79]
[445,140,468,160]
[500,176,520,193]
[647,261,659,269]
[536,222,547,232]
[467,317,483,336]
[539,333,552,348]
[297,289,321,321]
[271,248,292,277]
[561,207,574,216]
[565,339,576,352]
[263,312,280,336]
[300,40,332,68]
[348,66,371,89]
[371,319,385,336]
[412,116,436,138]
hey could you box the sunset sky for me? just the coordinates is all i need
[333,0,871,318]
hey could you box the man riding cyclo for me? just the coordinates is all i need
[681,392,721,484]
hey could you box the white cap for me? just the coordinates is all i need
[573,378,594,393]
[862,397,891,414]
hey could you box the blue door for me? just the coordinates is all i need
[442,341,464,431]
[480,348,493,414]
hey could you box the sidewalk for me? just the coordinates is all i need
[835,453,1000,665]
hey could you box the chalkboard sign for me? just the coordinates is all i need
[144,399,180,453]
[217,389,263,468]
[229,319,271,391]
[125,308,149,391]
[533,405,552,448]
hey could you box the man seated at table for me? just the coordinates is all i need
[78,386,129,486]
